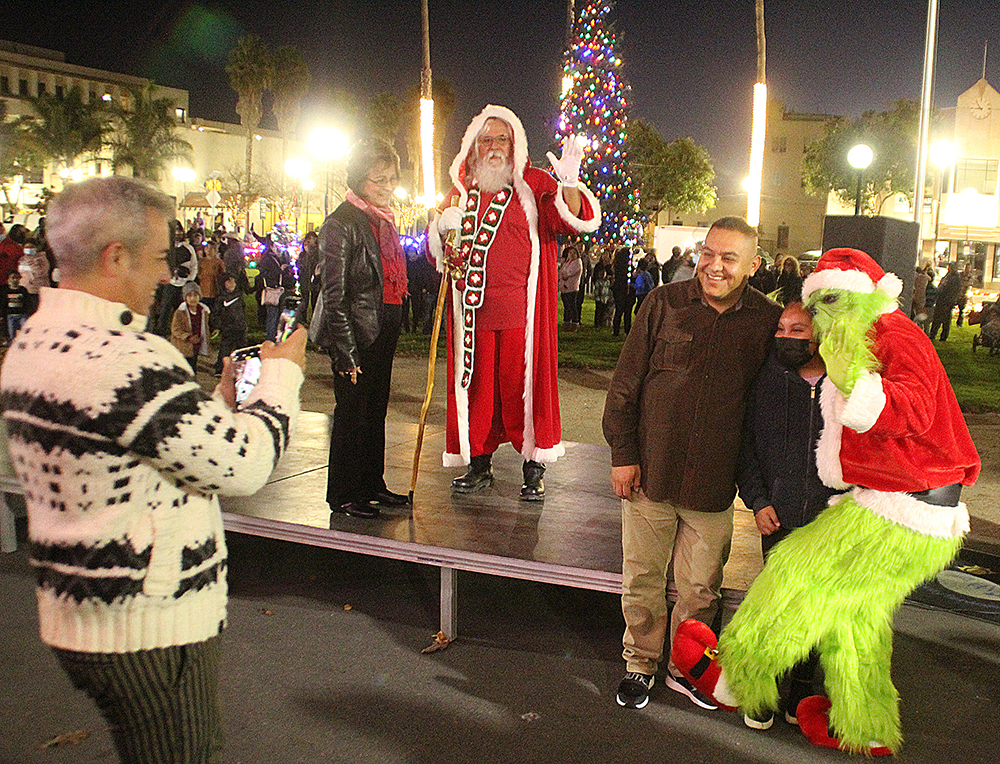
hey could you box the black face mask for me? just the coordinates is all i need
[774,336,816,369]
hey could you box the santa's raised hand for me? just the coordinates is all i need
[546,135,585,187]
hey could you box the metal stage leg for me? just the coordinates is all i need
[440,566,457,640]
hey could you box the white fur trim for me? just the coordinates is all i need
[839,372,885,433]
[852,488,970,538]
[877,272,903,301]
[529,443,565,464]
[553,183,602,233]
[442,452,466,468]
[429,222,446,272]
[816,378,851,489]
[801,268,877,300]
[449,105,529,192]
[714,669,738,708]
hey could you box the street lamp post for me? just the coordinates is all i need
[284,157,312,236]
[960,186,979,261]
[929,139,954,248]
[171,166,196,221]
[847,143,874,216]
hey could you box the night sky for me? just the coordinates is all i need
[5,0,1000,192]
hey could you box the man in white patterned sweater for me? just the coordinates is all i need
[0,176,305,764]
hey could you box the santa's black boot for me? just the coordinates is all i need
[520,460,546,501]
[452,454,494,493]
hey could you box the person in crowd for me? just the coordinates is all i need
[171,281,210,374]
[632,257,654,313]
[313,138,410,519]
[921,263,938,334]
[403,237,436,333]
[748,251,774,295]
[0,222,28,284]
[956,261,973,326]
[257,237,286,342]
[929,261,961,341]
[428,105,600,500]
[298,230,320,319]
[2,270,31,341]
[198,239,225,313]
[155,223,199,337]
[611,245,635,336]
[661,245,684,284]
[603,215,781,711]
[669,248,696,283]
[911,262,930,326]
[577,246,592,320]
[593,257,614,328]
[212,274,248,377]
[18,237,50,314]
[734,301,840,730]
[0,175,305,764]
[775,254,803,306]
[559,244,584,327]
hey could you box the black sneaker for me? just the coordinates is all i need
[743,709,774,729]
[664,672,718,710]
[616,672,654,709]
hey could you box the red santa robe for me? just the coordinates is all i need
[428,105,601,466]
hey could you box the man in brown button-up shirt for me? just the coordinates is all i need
[603,216,781,711]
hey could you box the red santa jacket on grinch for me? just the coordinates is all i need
[813,307,980,539]
[428,105,601,466]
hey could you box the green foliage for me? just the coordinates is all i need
[627,119,716,219]
[802,100,922,214]
[0,101,39,208]
[16,85,108,169]
[108,84,192,180]
[226,34,273,130]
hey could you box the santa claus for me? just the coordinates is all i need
[428,105,601,499]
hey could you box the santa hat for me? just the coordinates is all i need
[801,247,903,304]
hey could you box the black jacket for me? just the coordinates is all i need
[211,287,247,335]
[314,201,384,371]
[736,353,841,553]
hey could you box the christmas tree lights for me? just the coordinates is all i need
[555,0,641,244]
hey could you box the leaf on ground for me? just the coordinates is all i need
[521,712,540,722]
[343,604,352,611]
[420,631,451,654]
[957,564,994,576]
[259,608,274,616]
[38,729,89,749]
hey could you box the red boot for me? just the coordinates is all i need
[797,695,892,757]
[670,619,736,711]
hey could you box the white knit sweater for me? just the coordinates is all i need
[0,287,303,653]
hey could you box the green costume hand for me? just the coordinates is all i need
[819,327,862,396]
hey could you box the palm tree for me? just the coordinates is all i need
[107,84,192,180]
[270,45,311,196]
[17,85,108,174]
[226,34,273,220]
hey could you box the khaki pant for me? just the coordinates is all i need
[621,492,733,675]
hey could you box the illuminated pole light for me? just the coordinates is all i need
[420,97,435,208]
[745,82,767,227]
[847,143,874,216]
[929,139,954,244]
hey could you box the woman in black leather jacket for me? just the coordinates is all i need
[315,138,409,519]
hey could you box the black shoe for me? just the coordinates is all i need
[520,460,545,501]
[452,454,494,493]
[371,489,410,506]
[331,501,379,519]
[664,672,718,710]
[784,680,813,725]
[743,708,774,729]
[616,672,654,709]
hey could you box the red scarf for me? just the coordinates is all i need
[347,190,407,304]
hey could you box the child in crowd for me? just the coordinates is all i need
[212,274,248,376]
[171,282,210,373]
[734,301,840,730]
[2,271,31,342]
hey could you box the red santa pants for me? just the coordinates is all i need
[467,327,526,457]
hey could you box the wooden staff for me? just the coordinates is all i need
[409,268,451,504]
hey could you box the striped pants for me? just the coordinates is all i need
[54,637,223,764]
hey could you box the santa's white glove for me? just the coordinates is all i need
[546,135,584,187]
[436,206,463,236]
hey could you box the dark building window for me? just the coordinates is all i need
[37,82,46,96]
[19,79,28,96]
[771,135,788,153]
[777,225,790,249]
[0,76,9,95]
[55,84,64,97]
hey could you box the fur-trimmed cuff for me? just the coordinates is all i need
[839,372,885,433]
[428,228,446,273]
[554,184,602,233]
[443,452,467,467]
[527,442,565,464]
[853,488,970,538]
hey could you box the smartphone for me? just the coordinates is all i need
[276,295,303,342]
[231,345,262,408]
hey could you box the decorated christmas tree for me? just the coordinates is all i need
[555,0,641,244]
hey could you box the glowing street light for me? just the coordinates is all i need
[172,165,196,207]
[929,140,954,243]
[847,143,874,216]
[284,156,311,180]
[308,126,350,218]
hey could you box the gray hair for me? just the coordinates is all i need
[47,176,175,278]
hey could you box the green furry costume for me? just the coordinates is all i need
[698,249,981,755]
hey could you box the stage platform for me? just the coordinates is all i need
[221,412,764,639]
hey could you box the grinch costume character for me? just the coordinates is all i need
[428,105,601,498]
[671,248,981,755]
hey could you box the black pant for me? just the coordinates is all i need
[215,330,247,374]
[561,290,580,323]
[326,303,402,506]
[612,293,634,335]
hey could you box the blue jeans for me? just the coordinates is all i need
[7,313,26,339]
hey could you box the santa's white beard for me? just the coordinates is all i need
[473,156,514,195]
